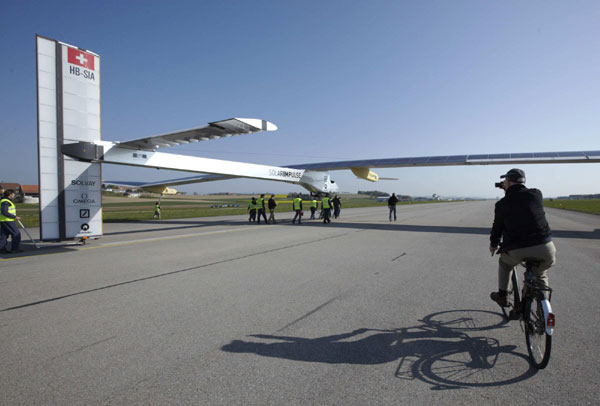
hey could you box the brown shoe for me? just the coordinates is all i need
[490,291,509,307]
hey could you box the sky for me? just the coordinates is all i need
[1,0,599,198]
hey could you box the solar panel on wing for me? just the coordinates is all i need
[284,149,599,172]
[446,155,468,163]
[556,151,584,157]
[533,152,559,158]
[429,156,449,162]
[510,153,534,158]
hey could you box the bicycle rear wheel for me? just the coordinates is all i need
[525,293,552,369]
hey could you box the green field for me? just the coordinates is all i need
[15,196,454,228]
[544,199,600,215]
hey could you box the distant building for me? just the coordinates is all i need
[377,195,412,203]
[571,194,600,199]
[557,194,600,200]
[21,185,40,198]
[0,183,24,202]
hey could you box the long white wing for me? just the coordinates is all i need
[117,118,277,150]
[110,149,600,189]
[286,150,600,171]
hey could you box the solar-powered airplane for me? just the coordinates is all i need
[63,118,600,196]
[36,35,600,242]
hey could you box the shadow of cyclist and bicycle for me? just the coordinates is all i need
[221,309,538,389]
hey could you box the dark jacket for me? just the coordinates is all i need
[388,195,398,206]
[268,198,277,210]
[490,184,552,251]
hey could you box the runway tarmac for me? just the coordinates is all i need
[1,201,599,405]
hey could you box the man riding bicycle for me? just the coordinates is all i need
[489,168,556,307]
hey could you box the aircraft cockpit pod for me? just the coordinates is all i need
[327,174,339,193]
[298,170,338,194]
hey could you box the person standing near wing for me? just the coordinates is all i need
[268,194,278,224]
[0,190,22,253]
[153,202,161,220]
[388,193,398,221]
[332,195,341,219]
[310,198,318,220]
[318,198,324,219]
[321,195,332,224]
[257,194,268,224]
[292,195,303,224]
[489,169,556,306]
[248,197,257,222]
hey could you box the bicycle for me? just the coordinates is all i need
[498,259,555,369]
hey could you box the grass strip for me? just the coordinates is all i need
[15,198,455,228]
[544,199,600,215]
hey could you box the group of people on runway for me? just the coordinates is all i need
[248,194,342,225]
[247,194,279,224]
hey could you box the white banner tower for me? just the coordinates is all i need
[36,35,102,241]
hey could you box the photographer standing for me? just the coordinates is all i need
[489,169,556,306]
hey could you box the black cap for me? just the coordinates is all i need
[500,168,526,183]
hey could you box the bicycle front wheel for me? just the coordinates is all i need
[525,294,552,369]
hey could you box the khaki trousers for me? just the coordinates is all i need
[498,241,556,292]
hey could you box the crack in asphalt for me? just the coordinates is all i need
[1,231,359,312]
[392,253,407,261]
[276,295,341,333]
[50,336,118,361]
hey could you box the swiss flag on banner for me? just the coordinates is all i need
[67,47,95,70]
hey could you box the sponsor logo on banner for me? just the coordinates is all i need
[80,209,90,218]
[80,223,91,233]
[67,47,96,81]
[73,193,96,204]
[68,48,95,70]
[71,179,96,186]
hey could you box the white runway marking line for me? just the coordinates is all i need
[2,231,358,312]
[97,211,380,247]
[96,226,269,248]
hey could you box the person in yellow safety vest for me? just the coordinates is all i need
[153,202,161,220]
[257,194,268,224]
[322,195,332,224]
[292,196,303,224]
[0,190,22,253]
[248,197,257,222]
[310,198,318,219]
